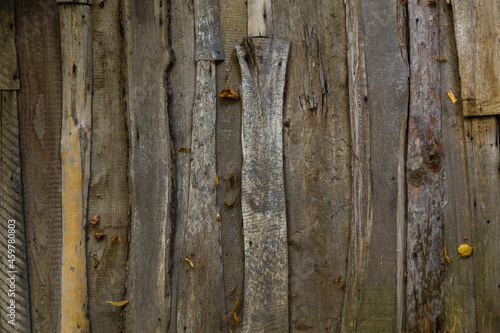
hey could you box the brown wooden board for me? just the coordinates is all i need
[168,0,196,331]
[0,0,19,90]
[86,1,129,331]
[0,91,31,332]
[236,37,289,332]
[15,1,63,330]
[122,1,173,331]
[439,1,477,332]
[465,117,500,331]
[452,0,500,116]
[342,0,409,331]
[216,0,246,331]
[58,4,92,332]
[176,60,226,332]
[272,0,352,331]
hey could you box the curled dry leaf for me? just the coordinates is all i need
[90,214,100,226]
[447,90,457,104]
[184,257,195,268]
[212,174,219,192]
[458,244,473,258]
[95,230,106,241]
[106,300,128,307]
[444,245,452,263]
[176,146,191,155]
[234,312,239,323]
[336,274,342,283]
[220,87,240,100]
[217,212,221,222]
[111,236,122,244]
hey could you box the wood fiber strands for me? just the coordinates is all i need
[58,2,92,331]
[453,0,500,116]
[123,1,173,331]
[406,1,444,331]
[342,0,409,331]
[236,38,290,333]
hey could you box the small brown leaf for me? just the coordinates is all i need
[106,300,128,307]
[220,87,240,100]
[90,214,100,226]
[184,257,194,268]
[95,230,106,241]
[111,236,122,244]
[336,274,342,283]
[463,235,468,240]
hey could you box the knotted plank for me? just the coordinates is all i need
[235,38,289,333]
[58,3,92,331]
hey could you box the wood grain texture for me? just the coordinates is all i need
[56,0,93,4]
[406,1,444,330]
[235,38,289,333]
[58,4,92,332]
[342,0,409,331]
[452,0,500,116]
[194,0,224,60]
[247,0,272,37]
[272,1,351,331]
[168,0,195,331]
[0,91,31,332]
[465,117,500,331]
[123,1,173,331]
[86,1,129,331]
[176,60,226,333]
[217,0,246,331]
[0,0,19,90]
[439,1,477,332]
[15,1,63,330]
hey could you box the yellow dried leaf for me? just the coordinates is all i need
[111,236,122,244]
[106,300,128,307]
[176,146,191,154]
[184,257,195,268]
[234,312,239,322]
[217,212,221,222]
[444,245,451,263]
[336,274,342,283]
[212,174,218,192]
[458,244,473,258]
[220,87,240,100]
[447,90,457,104]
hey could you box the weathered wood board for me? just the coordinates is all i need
[0,0,19,90]
[465,117,500,331]
[247,0,272,37]
[236,38,290,332]
[176,60,226,332]
[123,1,173,331]
[194,0,224,60]
[0,91,31,332]
[15,1,63,330]
[439,1,477,332]
[86,1,129,332]
[273,0,351,331]
[342,0,409,331]
[452,0,500,116]
[58,3,92,332]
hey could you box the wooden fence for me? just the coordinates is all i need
[0,0,499,332]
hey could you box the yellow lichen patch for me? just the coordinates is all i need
[105,300,128,307]
[458,244,473,258]
[447,91,457,104]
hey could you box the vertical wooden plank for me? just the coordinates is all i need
[247,0,272,37]
[86,0,129,331]
[194,0,224,61]
[176,60,226,332]
[58,3,92,332]
[272,1,351,331]
[465,117,500,331]
[123,1,173,331]
[235,38,290,333]
[0,0,19,90]
[452,0,500,116]
[342,0,409,331]
[168,0,195,331]
[439,1,477,332]
[0,91,31,332]
[16,1,63,330]
[406,1,444,330]
[217,0,246,331]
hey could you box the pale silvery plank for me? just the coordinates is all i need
[235,38,289,332]
[194,0,224,60]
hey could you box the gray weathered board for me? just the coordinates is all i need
[0,0,19,90]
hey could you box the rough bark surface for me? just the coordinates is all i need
[15,1,63,330]
[236,38,289,333]
[123,1,173,332]
[86,1,129,332]
[452,0,500,116]
[0,0,19,90]
[342,1,409,331]
[58,4,92,332]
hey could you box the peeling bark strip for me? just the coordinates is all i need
[452,0,500,116]
[342,0,409,331]
[194,0,224,60]
[235,38,289,332]
[176,60,226,332]
[123,1,173,331]
[406,1,444,331]
[0,1,19,90]
[247,0,272,37]
[58,3,92,332]
[0,91,31,332]
[86,1,129,332]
